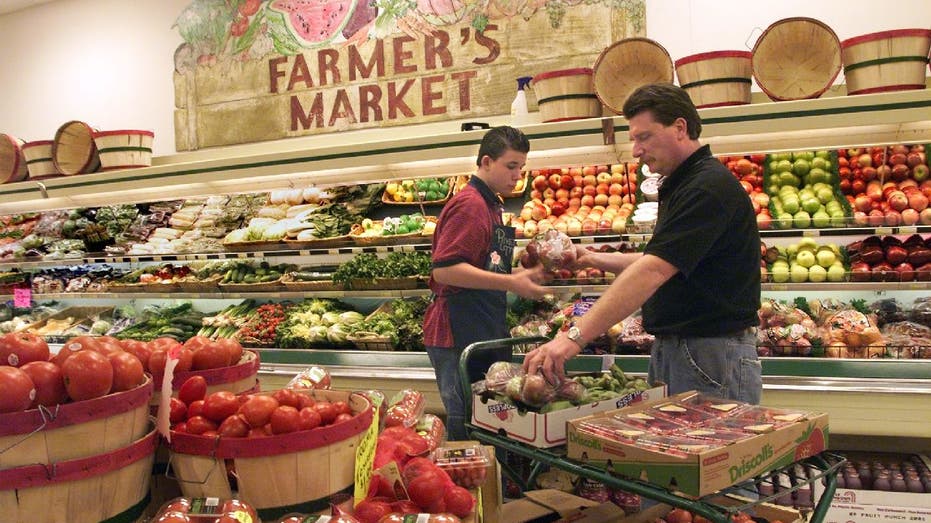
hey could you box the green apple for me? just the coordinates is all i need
[796,250,816,268]
[808,168,828,184]
[817,187,835,204]
[776,213,794,229]
[825,200,841,213]
[782,198,800,214]
[802,198,822,215]
[772,264,790,283]
[787,243,800,258]
[816,249,836,267]
[794,151,815,162]
[799,237,818,250]
[811,157,828,171]
[793,159,811,176]
[767,184,781,196]
[772,152,791,162]
[812,210,831,228]
[829,212,847,228]
[808,265,827,282]
[815,150,831,159]
[790,263,809,283]
[769,161,780,172]
[793,210,812,229]
[776,159,793,173]
[827,264,846,282]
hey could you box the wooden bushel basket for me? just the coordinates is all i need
[21,140,59,179]
[52,120,100,175]
[593,38,674,114]
[841,28,931,95]
[0,376,153,471]
[93,129,155,171]
[675,50,753,108]
[752,17,842,101]
[0,133,28,184]
[149,349,260,408]
[0,425,157,523]
[531,68,602,123]
[167,389,373,521]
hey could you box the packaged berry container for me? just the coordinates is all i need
[432,444,491,489]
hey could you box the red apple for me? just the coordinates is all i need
[596,171,612,184]
[908,192,928,211]
[548,173,562,189]
[854,195,872,213]
[595,165,610,174]
[532,175,548,192]
[901,208,920,226]
[569,186,583,199]
[580,166,594,177]
[858,154,873,168]
[868,165,884,181]
[888,191,909,212]
[906,152,923,168]
[756,213,772,229]
[852,179,866,195]
[867,209,885,227]
[891,164,910,181]
[920,208,931,225]
[572,175,584,188]
[582,174,597,187]
[889,152,908,166]
[853,211,869,226]
[884,210,902,226]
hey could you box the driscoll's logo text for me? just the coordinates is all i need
[729,444,773,482]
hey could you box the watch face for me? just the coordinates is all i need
[568,326,581,341]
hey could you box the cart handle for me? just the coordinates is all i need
[458,336,549,424]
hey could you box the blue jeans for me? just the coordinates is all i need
[426,345,511,441]
[648,328,762,404]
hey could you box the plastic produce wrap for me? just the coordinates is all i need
[912,297,931,327]
[522,229,577,273]
[384,389,425,428]
[479,361,583,408]
[286,365,332,389]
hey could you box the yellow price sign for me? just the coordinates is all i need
[354,400,380,504]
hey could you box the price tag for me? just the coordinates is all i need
[802,230,820,237]
[579,236,594,244]
[237,252,248,259]
[13,288,31,307]
[875,227,893,235]
[899,226,918,234]
[354,403,380,503]
[906,282,926,290]
[299,250,311,256]
[770,284,788,291]
[375,246,389,253]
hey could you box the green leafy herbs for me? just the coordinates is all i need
[332,251,431,283]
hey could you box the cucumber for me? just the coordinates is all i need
[244,274,258,284]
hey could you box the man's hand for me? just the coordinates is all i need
[509,264,549,300]
[522,334,580,383]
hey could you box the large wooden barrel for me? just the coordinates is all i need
[167,389,372,521]
[0,376,153,470]
[0,133,28,183]
[841,28,931,95]
[149,349,260,409]
[52,120,100,175]
[0,424,157,523]
[531,68,601,123]
[675,50,753,108]
[752,17,842,101]
[593,37,674,115]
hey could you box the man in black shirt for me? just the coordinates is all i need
[523,83,762,403]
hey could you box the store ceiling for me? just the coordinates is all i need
[0,0,58,16]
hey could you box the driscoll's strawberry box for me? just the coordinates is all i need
[471,384,667,448]
[566,391,829,497]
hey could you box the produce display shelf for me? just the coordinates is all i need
[253,350,931,382]
[0,289,432,300]
[457,337,844,523]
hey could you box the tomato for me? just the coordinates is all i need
[269,405,301,434]
[0,366,36,412]
[120,340,152,372]
[238,395,279,428]
[108,351,145,392]
[169,397,188,423]
[149,337,182,352]
[215,338,244,365]
[332,400,351,416]
[313,401,338,425]
[297,406,322,431]
[95,336,125,355]
[160,499,191,514]
[407,470,445,508]
[246,427,269,438]
[182,336,211,351]
[63,335,104,353]
[191,342,231,370]
[203,391,240,422]
[403,457,441,484]
[354,499,394,523]
[50,343,83,367]
[444,486,475,518]
[0,332,49,367]
[218,414,250,438]
[666,508,693,523]
[272,388,304,409]
[299,393,316,410]
[390,500,421,515]
[61,349,113,401]
[220,499,258,521]
[333,412,353,424]
[155,512,191,523]
[20,361,67,408]
[178,375,207,405]
[172,421,188,433]
[186,415,218,435]
[201,430,218,437]
[149,348,193,374]
[187,400,205,419]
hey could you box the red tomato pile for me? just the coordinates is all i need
[139,335,245,377]
[354,456,474,523]
[153,497,258,523]
[169,378,354,438]
[0,333,148,413]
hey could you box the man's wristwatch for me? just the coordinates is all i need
[566,323,584,348]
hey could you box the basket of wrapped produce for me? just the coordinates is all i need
[280,270,344,291]
[382,177,453,205]
[350,215,437,246]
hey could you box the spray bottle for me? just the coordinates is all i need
[510,76,533,126]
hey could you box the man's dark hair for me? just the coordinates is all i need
[476,126,530,166]
[622,83,702,140]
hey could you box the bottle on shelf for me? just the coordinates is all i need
[510,76,533,126]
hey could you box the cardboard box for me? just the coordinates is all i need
[621,495,803,523]
[499,489,625,523]
[566,391,829,497]
[472,384,667,448]
[822,453,931,523]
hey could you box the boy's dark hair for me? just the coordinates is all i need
[622,83,702,140]
[476,126,530,166]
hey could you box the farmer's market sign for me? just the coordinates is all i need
[173,0,645,150]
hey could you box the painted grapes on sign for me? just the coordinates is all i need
[174,0,645,66]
